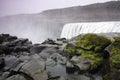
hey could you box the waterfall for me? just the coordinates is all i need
[60,21,120,39]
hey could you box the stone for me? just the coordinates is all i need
[71,56,91,73]
[14,46,29,53]
[0,72,10,80]
[50,53,67,65]
[6,74,27,80]
[45,58,56,66]
[42,38,56,45]
[66,61,77,74]
[4,56,21,69]
[30,44,46,54]
[67,75,91,80]
[20,59,48,80]
[0,57,5,69]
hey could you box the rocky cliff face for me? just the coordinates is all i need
[0,1,120,43]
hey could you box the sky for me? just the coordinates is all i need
[0,0,113,17]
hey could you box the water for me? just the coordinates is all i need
[61,21,120,39]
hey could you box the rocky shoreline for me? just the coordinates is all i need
[0,33,120,80]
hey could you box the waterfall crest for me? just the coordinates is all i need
[60,21,120,39]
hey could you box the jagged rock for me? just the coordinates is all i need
[20,59,48,80]
[0,57,5,69]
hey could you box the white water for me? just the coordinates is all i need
[60,21,120,39]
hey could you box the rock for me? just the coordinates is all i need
[14,46,29,53]
[46,63,67,77]
[30,44,46,54]
[42,38,57,45]
[39,52,51,60]
[71,56,91,73]
[93,74,103,80]
[46,58,56,66]
[5,74,27,80]
[57,38,66,42]
[66,61,78,74]
[67,75,91,80]
[50,53,67,65]
[0,57,5,69]
[0,44,11,54]
[4,56,21,69]
[0,72,10,80]
[20,59,48,80]
[19,55,30,62]
[39,47,59,60]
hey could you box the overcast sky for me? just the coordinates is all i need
[0,0,113,17]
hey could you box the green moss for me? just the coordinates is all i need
[110,36,120,67]
[81,52,103,68]
[75,34,111,52]
[65,43,76,55]
[103,73,110,80]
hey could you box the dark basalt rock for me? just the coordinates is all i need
[0,57,5,69]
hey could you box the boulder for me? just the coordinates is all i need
[4,56,21,69]
[71,56,91,73]
[20,59,48,80]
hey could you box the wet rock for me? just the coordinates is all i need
[0,57,5,69]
